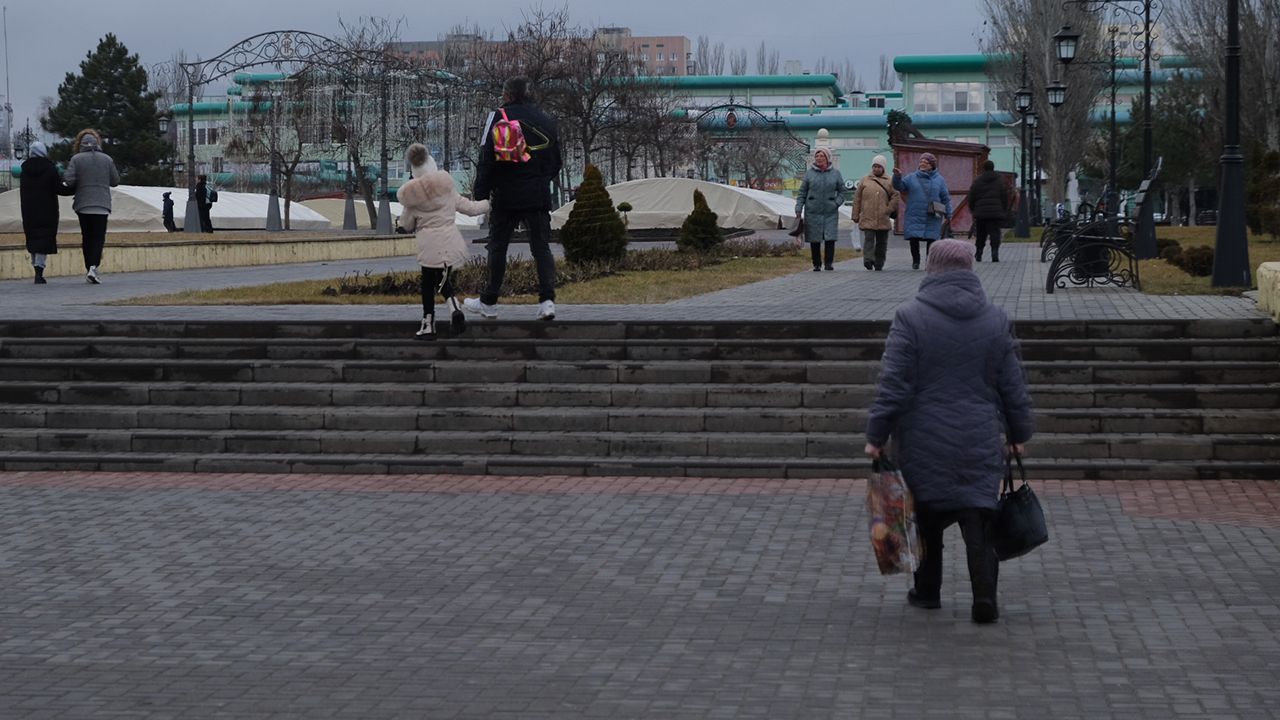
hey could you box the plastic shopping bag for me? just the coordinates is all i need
[866,456,923,575]
[850,228,863,251]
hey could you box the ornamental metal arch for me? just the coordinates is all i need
[692,102,811,188]
[176,30,459,232]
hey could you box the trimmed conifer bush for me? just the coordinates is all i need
[560,164,627,265]
[678,189,723,253]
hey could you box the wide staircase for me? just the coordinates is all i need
[0,318,1277,479]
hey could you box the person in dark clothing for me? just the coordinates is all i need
[195,175,214,233]
[464,76,563,321]
[864,239,1034,624]
[967,160,1010,262]
[19,141,73,284]
[162,192,177,232]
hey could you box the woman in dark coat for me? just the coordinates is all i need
[864,239,1034,624]
[19,141,70,284]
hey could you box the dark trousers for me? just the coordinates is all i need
[420,266,457,316]
[809,240,835,269]
[913,504,999,607]
[974,219,1002,261]
[862,229,888,269]
[908,237,935,266]
[482,209,556,304]
[199,205,214,233]
[77,213,108,270]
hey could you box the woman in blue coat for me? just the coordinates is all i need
[892,152,952,270]
[864,239,1034,624]
[794,147,846,271]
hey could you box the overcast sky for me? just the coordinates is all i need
[2,0,986,142]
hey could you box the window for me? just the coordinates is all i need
[641,53,648,62]
[868,97,886,108]
[207,127,219,145]
[912,82,940,112]
[656,52,663,61]
[212,157,224,172]
[914,82,987,113]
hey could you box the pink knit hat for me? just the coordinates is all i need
[926,239,976,274]
[920,152,938,169]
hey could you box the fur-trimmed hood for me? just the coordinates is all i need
[397,171,457,209]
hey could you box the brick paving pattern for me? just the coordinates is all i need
[1,471,1277,719]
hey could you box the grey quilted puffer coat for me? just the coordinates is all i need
[865,271,1035,511]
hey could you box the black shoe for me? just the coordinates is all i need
[972,600,999,624]
[975,255,983,262]
[907,589,941,609]
[911,262,920,270]
[874,266,883,271]
[813,266,822,272]
[824,264,834,271]
[34,275,47,285]
[450,309,466,335]
[992,257,1000,263]
[864,260,874,270]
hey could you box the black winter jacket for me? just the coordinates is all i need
[19,157,71,254]
[967,170,1009,221]
[473,102,563,212]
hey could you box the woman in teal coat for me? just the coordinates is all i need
[794,147,846,271]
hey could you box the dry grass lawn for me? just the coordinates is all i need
[1140,227,1279,295]
[119,248,860,306]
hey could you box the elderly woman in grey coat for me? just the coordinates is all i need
[794,147,846,271]
[63,128,120,284]
[864,239,1034,625]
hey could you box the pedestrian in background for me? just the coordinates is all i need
[397,143,490,340]
[195,175,215,233]
[19,141,73,284]
[892,152,951,270]
[864,239,1034,624]
[63,129,120,284]
[967,160,1009,262]
[465,76,562,321]
[794,147,846,272]
[851,154,898,271]
[161,191,177,232]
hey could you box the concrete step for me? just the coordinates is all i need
[4,335,1278,364]
[1,450,1277,480]
[2,380,1277,409]
[3,404,1278,435]
[0,317,1274,342]
[1,358,1277,386]
[3,428,1275,464]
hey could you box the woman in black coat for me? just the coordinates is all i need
[19,141,71,284]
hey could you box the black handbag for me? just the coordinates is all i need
[992,453,1048,561]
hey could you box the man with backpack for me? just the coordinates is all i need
[464,76,563,321]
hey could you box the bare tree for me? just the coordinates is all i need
[878,53,899,91]
[768,49,780,76]
[708,42,726,75]
[755,42,768,74]
[695,35,712,76]
[336,14,407,228]
[729,48,748,75]
[981,0,1106,204]
[1167,0,1280,151]
[837,58,863,94]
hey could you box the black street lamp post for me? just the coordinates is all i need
[1033,132,1044,223]
[1052,24,1122,224]
[1212,0,1250,287]
[1060,0,1161,259]
[1014,56,1034,239]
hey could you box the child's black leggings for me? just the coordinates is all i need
[421,266,457,316]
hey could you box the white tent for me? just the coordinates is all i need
[0,185,333,232]
[300,198,483,229]
[551,178,853,230]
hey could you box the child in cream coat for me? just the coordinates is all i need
[396,144,490,339]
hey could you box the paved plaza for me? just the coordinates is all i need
[1,472,1278,719]
[0,235,1276,718]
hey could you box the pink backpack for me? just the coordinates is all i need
[491,108,531,163]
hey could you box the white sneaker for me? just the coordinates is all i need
[537,300,556,321]
[462,298,497,319]
[86,266,101,284]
